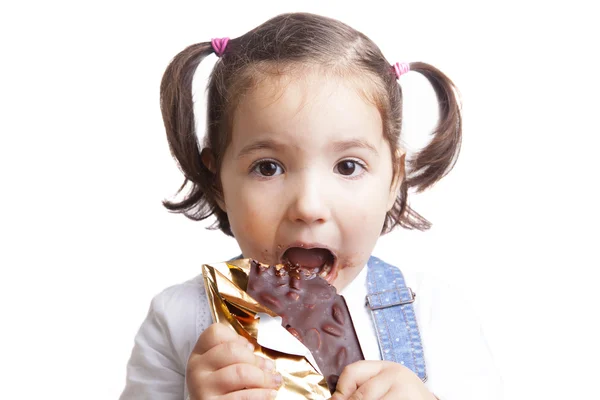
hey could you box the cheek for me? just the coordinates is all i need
[229,198,262,234]
[337,179,391,250]
[227,187,279,239]
[345,182,391,223]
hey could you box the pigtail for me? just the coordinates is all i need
[405,62,462,192]
[385,62,462,233]
[160,42,216,218]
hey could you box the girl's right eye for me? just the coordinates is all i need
[251,160,284,177]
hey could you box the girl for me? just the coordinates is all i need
[120,12,502,400]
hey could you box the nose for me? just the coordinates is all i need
[286,171,331,225]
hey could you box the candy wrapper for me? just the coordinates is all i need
[201,258,331,399]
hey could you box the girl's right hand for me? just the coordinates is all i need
[186,322,282,400]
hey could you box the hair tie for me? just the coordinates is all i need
[393,62,410,79]
[211,37,229,57]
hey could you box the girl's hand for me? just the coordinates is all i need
[330,360,437,400]
[186,323,282,400]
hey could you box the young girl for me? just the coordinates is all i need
[120,12,502,400]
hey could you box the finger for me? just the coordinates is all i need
[333,361,387,399]
[344,371,393,400]
[212,363,282,393]
[220,388,279,400]
[381,392,399,400]
[200,341,275,372]
[194,322,250,355]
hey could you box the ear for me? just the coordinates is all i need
[387,148,405,211]
[201,148,217,173]
[201,148,227,212]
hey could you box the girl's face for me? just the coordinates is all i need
[217,72,400,291]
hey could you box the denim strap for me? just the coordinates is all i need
[366,256,427,382]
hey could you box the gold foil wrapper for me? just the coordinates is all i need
[202,259,331,399]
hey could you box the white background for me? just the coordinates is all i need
[1,0,598,399]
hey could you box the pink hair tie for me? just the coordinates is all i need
[393,62,410,79]
[211,37,229,57]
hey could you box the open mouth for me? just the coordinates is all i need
[281,246,336,280]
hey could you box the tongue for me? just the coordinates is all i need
[283,248,331,270]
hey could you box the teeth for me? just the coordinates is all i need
[319,263,333,277]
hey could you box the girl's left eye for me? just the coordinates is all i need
[335,160,366,177]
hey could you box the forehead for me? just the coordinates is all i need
[230,70,385,150]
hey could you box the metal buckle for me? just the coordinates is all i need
[366,287,416,310]
[403,287,416,304]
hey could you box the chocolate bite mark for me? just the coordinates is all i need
[290,277,302,290]
[247,260,364,393]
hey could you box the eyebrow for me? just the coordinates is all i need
[236,138,379,159]
[236,139,286,159]
[332,139,379,156]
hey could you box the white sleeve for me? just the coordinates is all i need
[415,274,504,400]
[119,280,210,400]
[119,292,185,400]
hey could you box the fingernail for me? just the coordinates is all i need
[263,358,275,371]
[270,389,278,399]
[247,342,255,352]
[272,373,282,387]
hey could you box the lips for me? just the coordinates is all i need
[280,245,336,280]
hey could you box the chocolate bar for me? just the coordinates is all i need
[247,260,364,393]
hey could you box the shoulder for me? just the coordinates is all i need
[370,257,478,324]
[148,273,213,368]
[120,274,214,399]
[154,273,208,313]
[371,257,504,398]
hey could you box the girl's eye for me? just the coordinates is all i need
[252,160,284,177]
[335,160,365,177]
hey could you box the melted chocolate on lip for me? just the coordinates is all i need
[282,247,334,272]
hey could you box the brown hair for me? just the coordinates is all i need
[160,12,462,237]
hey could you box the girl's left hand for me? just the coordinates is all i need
[330,360,437,400]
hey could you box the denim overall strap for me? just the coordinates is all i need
[366,256,427,382]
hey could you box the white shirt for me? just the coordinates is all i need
[119,265,503,399]
[339,265,383,362]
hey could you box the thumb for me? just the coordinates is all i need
[330,391,349,400]
[332,360,387,399]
